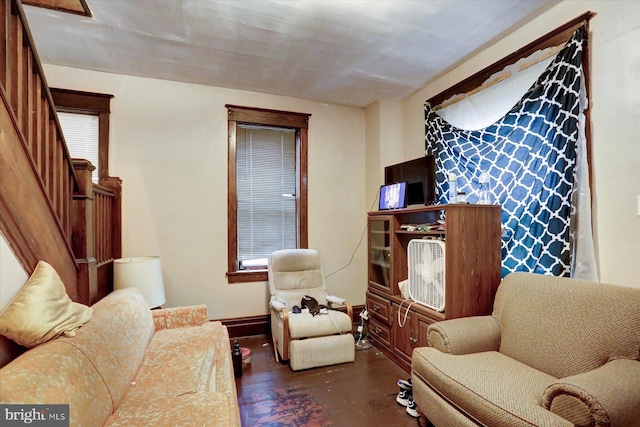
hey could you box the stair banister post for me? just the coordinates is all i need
[72,159,97,305]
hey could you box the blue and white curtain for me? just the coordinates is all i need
[425,28,586,277]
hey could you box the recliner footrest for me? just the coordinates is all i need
[289,334,355,371]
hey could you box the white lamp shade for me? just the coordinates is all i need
[113,256,166,308]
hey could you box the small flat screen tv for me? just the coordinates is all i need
[379,182,407,210]
[384,155,436,206]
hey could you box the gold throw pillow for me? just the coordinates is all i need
[0,261,92,347]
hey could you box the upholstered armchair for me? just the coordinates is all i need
[268,249,355,371]
[411,272,640,427]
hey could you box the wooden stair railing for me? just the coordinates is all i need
[1,0,122,305]
[1,0,123,367]
[93,179,122,300]
[0,0,80,298]
[72,160,122,305]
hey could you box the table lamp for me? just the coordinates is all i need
[113,256,166,308]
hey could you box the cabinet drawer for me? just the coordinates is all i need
[366,291,391,324]
[369,317,392,349]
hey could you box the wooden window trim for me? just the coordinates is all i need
[226,105,310,283]
[427,12,594,107]
[51,88,113,183]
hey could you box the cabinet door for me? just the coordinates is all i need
[368,216,393,295]
[416,311,436,348]
[392,305,419,364]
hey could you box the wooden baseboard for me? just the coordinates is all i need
[218,304,365,339]
[219,314,270,338]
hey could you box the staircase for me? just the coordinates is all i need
[0,0,121,365]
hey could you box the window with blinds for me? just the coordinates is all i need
[236,125,297,268]
[227,104,309,282]
[57,112,100,183]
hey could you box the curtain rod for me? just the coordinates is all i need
[426,11,594,108]
[436,42,565,110]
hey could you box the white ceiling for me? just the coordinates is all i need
[23,0,558,107]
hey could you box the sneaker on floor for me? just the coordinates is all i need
[406,399,419,418]
[397,378,412,390]
[396,388,412,407]
[407,398,420,418]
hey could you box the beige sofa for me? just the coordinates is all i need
[0,287,241,427]
[411,272,640,427]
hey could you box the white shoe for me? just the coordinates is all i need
[406,399,419,418]
[396,389,412,407]
[397,378,412,390]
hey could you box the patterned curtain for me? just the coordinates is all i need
[425,27,585,277]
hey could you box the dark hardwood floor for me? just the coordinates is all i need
[234,334,420,427]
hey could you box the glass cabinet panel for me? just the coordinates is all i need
[368,217,392,293]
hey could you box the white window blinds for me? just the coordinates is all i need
[236,125,297,266]
[57,112,100,183]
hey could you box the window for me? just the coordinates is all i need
[237,125,296,266]
[51,88,112,184]
[57,112,100,182]
[424,14,594,278]
[226,105,310,283]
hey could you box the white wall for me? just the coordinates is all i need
[0,234,28,309]
[402,0,640,288]
[27,66,369,319]
[364,99,406,209]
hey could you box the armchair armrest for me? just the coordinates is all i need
[152,305,208,331]
[326,295,346,305]
[269,299,287,312]
[542,358,640,427]
[326,295,352,321]
[268,298,291,361]
[427,315,500,355]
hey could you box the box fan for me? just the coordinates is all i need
[407,239,446,312]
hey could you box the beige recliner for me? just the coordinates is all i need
[411,272,640,427]
[268,249,355,371]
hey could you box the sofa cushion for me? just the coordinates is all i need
[105,324,220,425]
[0,260,92,347]
[412,348,571,426]
[206,322,237,396]
[0,341,112,427]
[56,287,154,410]
[104,392,238,427]
[131,325,216,394]
[493,272,640,379]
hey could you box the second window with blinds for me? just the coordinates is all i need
[51,88,113,184]
[237,125,296,269]
[226,105,310,283]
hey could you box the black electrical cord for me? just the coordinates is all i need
[324,187,380,279]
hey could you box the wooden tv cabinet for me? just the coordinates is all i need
[366,204,502,372]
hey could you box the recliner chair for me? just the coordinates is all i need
[268,249,355,371]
